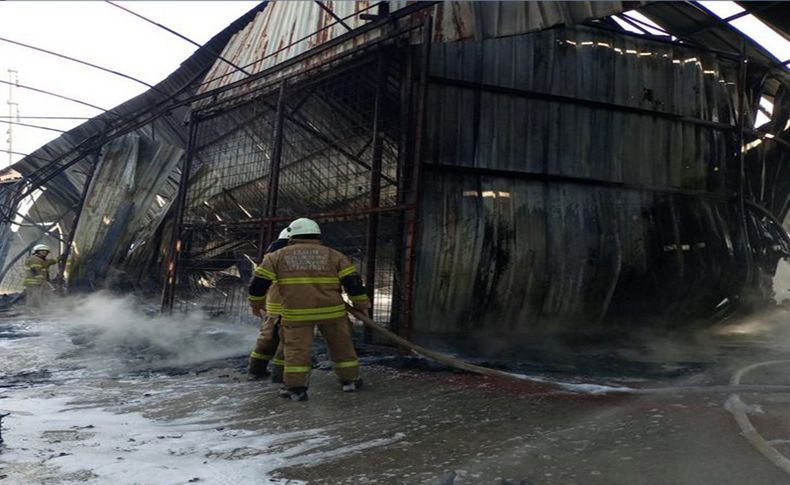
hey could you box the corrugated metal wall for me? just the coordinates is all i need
[68,134,183,290]
[415,26,744,335]
[426,27,735,188]
[196,1,638,105]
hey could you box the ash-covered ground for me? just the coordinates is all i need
[2,293,790,484]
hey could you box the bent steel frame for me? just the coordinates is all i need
[161,16,433,335]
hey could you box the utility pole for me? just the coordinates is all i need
[6,69,19,166]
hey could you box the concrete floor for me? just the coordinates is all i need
[2,299,790,484]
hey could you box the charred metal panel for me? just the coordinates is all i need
[0,3,267,293]
[745,80,790,219]
[416,172,740,334]
[426,27,736,189]
[68,134,183,290]
[414,26,746,335]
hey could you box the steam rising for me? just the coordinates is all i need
[49,292,255,371]
[774,259,790,304]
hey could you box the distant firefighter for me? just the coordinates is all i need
[247,227,290,382]
[248,217,369,402]
[23,244,59,310]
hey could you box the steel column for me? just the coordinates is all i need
[161,113,198,313]
[401,19,432,340]
[258,80,287,261]
[736,41,754,289]
[56,150,100,292]
[389,41,414,334]
[363,51,388,341]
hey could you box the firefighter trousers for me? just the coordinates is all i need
[249,315,283,375]
[283,317,359,388]
[24,285,48,312]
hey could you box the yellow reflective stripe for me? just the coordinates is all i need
[248,295,266,302]
[254,266,277,280]
[266,302,282,315]
[281,304,347,322]
[277,277,339,285]
[284,304,346,316]
[272,359,285,366]
[28,264,45,269]
[250,351,272,360]
[283,310,347,322]
[285,366,311,373]
[333,359,359,369]
[349,294,369,302]
[23,279,41,285]
[338,265,357,278]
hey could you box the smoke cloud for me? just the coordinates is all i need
[48,292,255,372]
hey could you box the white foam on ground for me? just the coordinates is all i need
[1,395,292,484]
[505,371,638,394]
[0,393,405,485]
[0,301,405,484]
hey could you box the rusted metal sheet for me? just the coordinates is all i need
[196,1,383,101]
[195,1,639,105]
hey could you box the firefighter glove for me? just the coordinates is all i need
[250,300,266,318]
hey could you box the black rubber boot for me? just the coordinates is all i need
[340,379,363,393]
[278,386,309,401]
[270,365,284,384]
[247,358,270,380]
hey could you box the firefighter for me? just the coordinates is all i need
[248,228,290,381]
[248,218,369,401]
[23,244,59,310]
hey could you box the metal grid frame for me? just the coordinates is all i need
[161,19,432,338]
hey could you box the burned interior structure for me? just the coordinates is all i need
[1,1,789,341]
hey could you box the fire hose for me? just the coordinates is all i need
[346,305,524,382]
[345,306,790,397]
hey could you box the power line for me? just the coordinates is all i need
[0,119,66,133]
[0,79,114,117]
[105,1,251,76]
[0,35,159,92]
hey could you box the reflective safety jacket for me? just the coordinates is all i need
[248,239,369,325]
[23,254,57,287]
[248,238,289,316]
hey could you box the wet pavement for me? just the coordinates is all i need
[2,296,790,484]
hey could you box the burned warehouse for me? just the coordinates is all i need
[1,0,790,344]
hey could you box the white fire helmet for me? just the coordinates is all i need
[287,218,321,237]
[32,244,51,253]
[278,228,291,240]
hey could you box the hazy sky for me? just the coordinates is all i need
[0,1,259,167]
